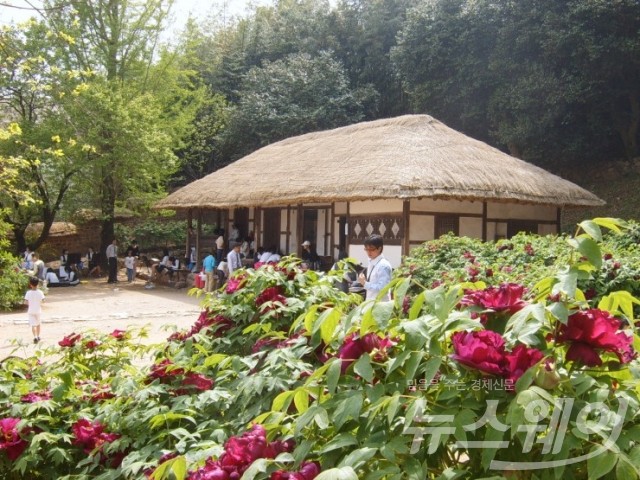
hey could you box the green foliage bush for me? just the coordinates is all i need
[1,219,640,479]
[0,250,29,311]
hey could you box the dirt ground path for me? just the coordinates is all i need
[0,276,204,357]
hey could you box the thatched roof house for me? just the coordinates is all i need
[155,115,604,267]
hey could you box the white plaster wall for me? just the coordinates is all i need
[486,222,497,240]
[410,215,435,242]
[539,224,557,235]
[460,217,483,239]
[350,199,403,215]
[349,244,402,269]
[411,198,483,214]
[334,202,348,215]
[487,202,556,220]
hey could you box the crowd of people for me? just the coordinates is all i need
[19,225,394,301]
[18,231,393,346]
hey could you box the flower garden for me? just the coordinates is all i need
[1,218,639,479]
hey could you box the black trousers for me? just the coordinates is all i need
[108,257,117,283]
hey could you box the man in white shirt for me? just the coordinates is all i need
[358,234,393,301]
[227,242,243,276]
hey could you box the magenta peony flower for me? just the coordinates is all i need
[460,283,527,315]
[271,461,320,480]
[451,330,506,376]
[59,333,82,347]
[0,417,30,461]
[20,391,51,403]
[557,309,636,366]
[71,418,121,462]
[451,331,544,383]
[503,344,544,382]
[226,275,245,294]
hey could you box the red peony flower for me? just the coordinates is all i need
[182,373,214,391]
[255,286,287,309]
[148,359,185,383]
[84,339,101,349]
[0,417,30,461]
[90,385,115,402]
[451,330,506,376]
[336,333,394,373]
[460,283,527,315]
[59,333,82,347]
[556,309,636,366]
[110,329,126,340]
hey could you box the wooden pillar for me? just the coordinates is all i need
[196,209,203,264]
[296,204,304,257]
[556,207,562,234]
[482,201,488,241]
[403,200,410,257]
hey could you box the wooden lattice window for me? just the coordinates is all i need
[434,215,459,238]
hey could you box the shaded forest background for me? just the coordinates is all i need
[1,0,639,254]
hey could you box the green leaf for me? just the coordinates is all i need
[568,237,602,269]
[150,456,186,480]
[316,307,342,344]
[587,447,617,479]
[354,353,374,383]
[409,291,426,320]
[616,454,639,480]
[314,467,358,480]
[293,388,309,413]
[371,301,395,330]
[241,458,268,480]
[578,220,603,242]
[333,392,363,428]
[338,447,378,469]
[393,277,411,310]
[404,351,424,382]
[598,291,640,320]
[149,413,196,430]
[272,390,295,412]
[327,358,342,394]
[387,394,401,425]
[318,434,359,454]
[592,217,625,234]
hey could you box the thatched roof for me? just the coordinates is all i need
[155,115,604,210]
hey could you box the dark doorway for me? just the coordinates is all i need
[302,209,318,250]
[234,207,249,239]
[263,208,280,250]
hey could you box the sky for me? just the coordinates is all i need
[0,0,272,32]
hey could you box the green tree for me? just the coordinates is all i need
[42,0,201,253]
[333,0,416,118]
[0,20,91,253]
[221,51,376,159]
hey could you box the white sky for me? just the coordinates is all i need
[0,0,271,32]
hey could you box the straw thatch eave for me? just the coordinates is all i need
[154,115,604,211]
